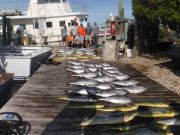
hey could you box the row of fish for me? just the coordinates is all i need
[54,47,101,61]
[58,61,180,135]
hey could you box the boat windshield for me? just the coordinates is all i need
[62,0,68,3]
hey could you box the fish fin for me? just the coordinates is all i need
[58,96,68,100]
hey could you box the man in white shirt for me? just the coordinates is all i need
[74,32,84,48]
[82,17,88,28]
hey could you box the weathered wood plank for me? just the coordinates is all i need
[0,61,180,135]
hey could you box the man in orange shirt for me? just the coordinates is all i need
[78,24,86,47]
[66,32,74,47]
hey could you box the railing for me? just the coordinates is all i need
[0,2,88,17]
[0,4,28,15]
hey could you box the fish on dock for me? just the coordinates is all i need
[112,80,139,86]
[135,101,170,108]
[66,104,104,109]
[66,68,85,74]
[68,61,84,66]
[92,76,116,83]
[103,127,174,135]
[156,117,180,126]
[86,88,128,97]
[137,108,179,118]
[98,96,133,105]
[67,65,83,69]
[69,80,98,86]
[71,72,98,78]
[116,85,147,94]
[65,89,88,96]
[93,84,112,90]
[103,66,118,70]
[59,96,97,102]
[102,63,111,67]
[80,112,135,126]
[87,67,98,72]
[97,104,138,112]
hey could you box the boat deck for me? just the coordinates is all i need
[1,61,180,135]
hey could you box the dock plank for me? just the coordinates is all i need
[1,61,180,135]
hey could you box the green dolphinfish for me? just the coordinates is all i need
[80,112,135,126]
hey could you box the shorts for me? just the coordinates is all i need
[85,35,92,41]
[62,36,67,42]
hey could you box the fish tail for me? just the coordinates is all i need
[66,68,72,72]
[58,96,68,100]
[71,74,79,77]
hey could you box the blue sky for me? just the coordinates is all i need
[0,0,133,24]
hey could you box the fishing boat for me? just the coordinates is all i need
[0,0,88,45]
[0,73,13,108]
[0,46,51,80]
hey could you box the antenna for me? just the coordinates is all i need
[118,0,124,18]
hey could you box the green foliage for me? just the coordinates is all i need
[132,0,180,32]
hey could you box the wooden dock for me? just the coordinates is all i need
[1,61,180,135]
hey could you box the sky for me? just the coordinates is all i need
[0,0,133,24]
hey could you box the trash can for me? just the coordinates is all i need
[102,40,117,61]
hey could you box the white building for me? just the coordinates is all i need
[0,0,88,45]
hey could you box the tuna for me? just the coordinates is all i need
[69,80,98,86]
[102,63,111,67]
[106,70,122,74]
[59,96,97,102]
[66,68,85,74]
[98,96,133,105]
[65,89,88,96]
[68,61,83,66]
[67,65,83,69]
[93,84,112,90]
[112,80,139,86]
[87,67,98,72]
[116,86,147,94]
[71,73,98,78]
[95,64,103,68]
[92,76,116,83]
[103,66,118,70]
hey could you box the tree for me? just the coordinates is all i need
[132,0,180,54]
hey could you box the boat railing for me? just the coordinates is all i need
[28,3,88,16]
[0,4,28,16]
[0,2,87,17]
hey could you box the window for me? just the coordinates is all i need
[19,24,26,30]
[62,0,67,3]
[59,21,65,27]
[33,22,39,29]
[38,0,61,4]
[46,22,52,28]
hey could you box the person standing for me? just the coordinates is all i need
[78,23,86,47]
[85,23,92,47]
[66,22,71,36]
[82,17,88,28]
[71,22,78,37]
[92,22,100,48]
[61,24,67,47]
